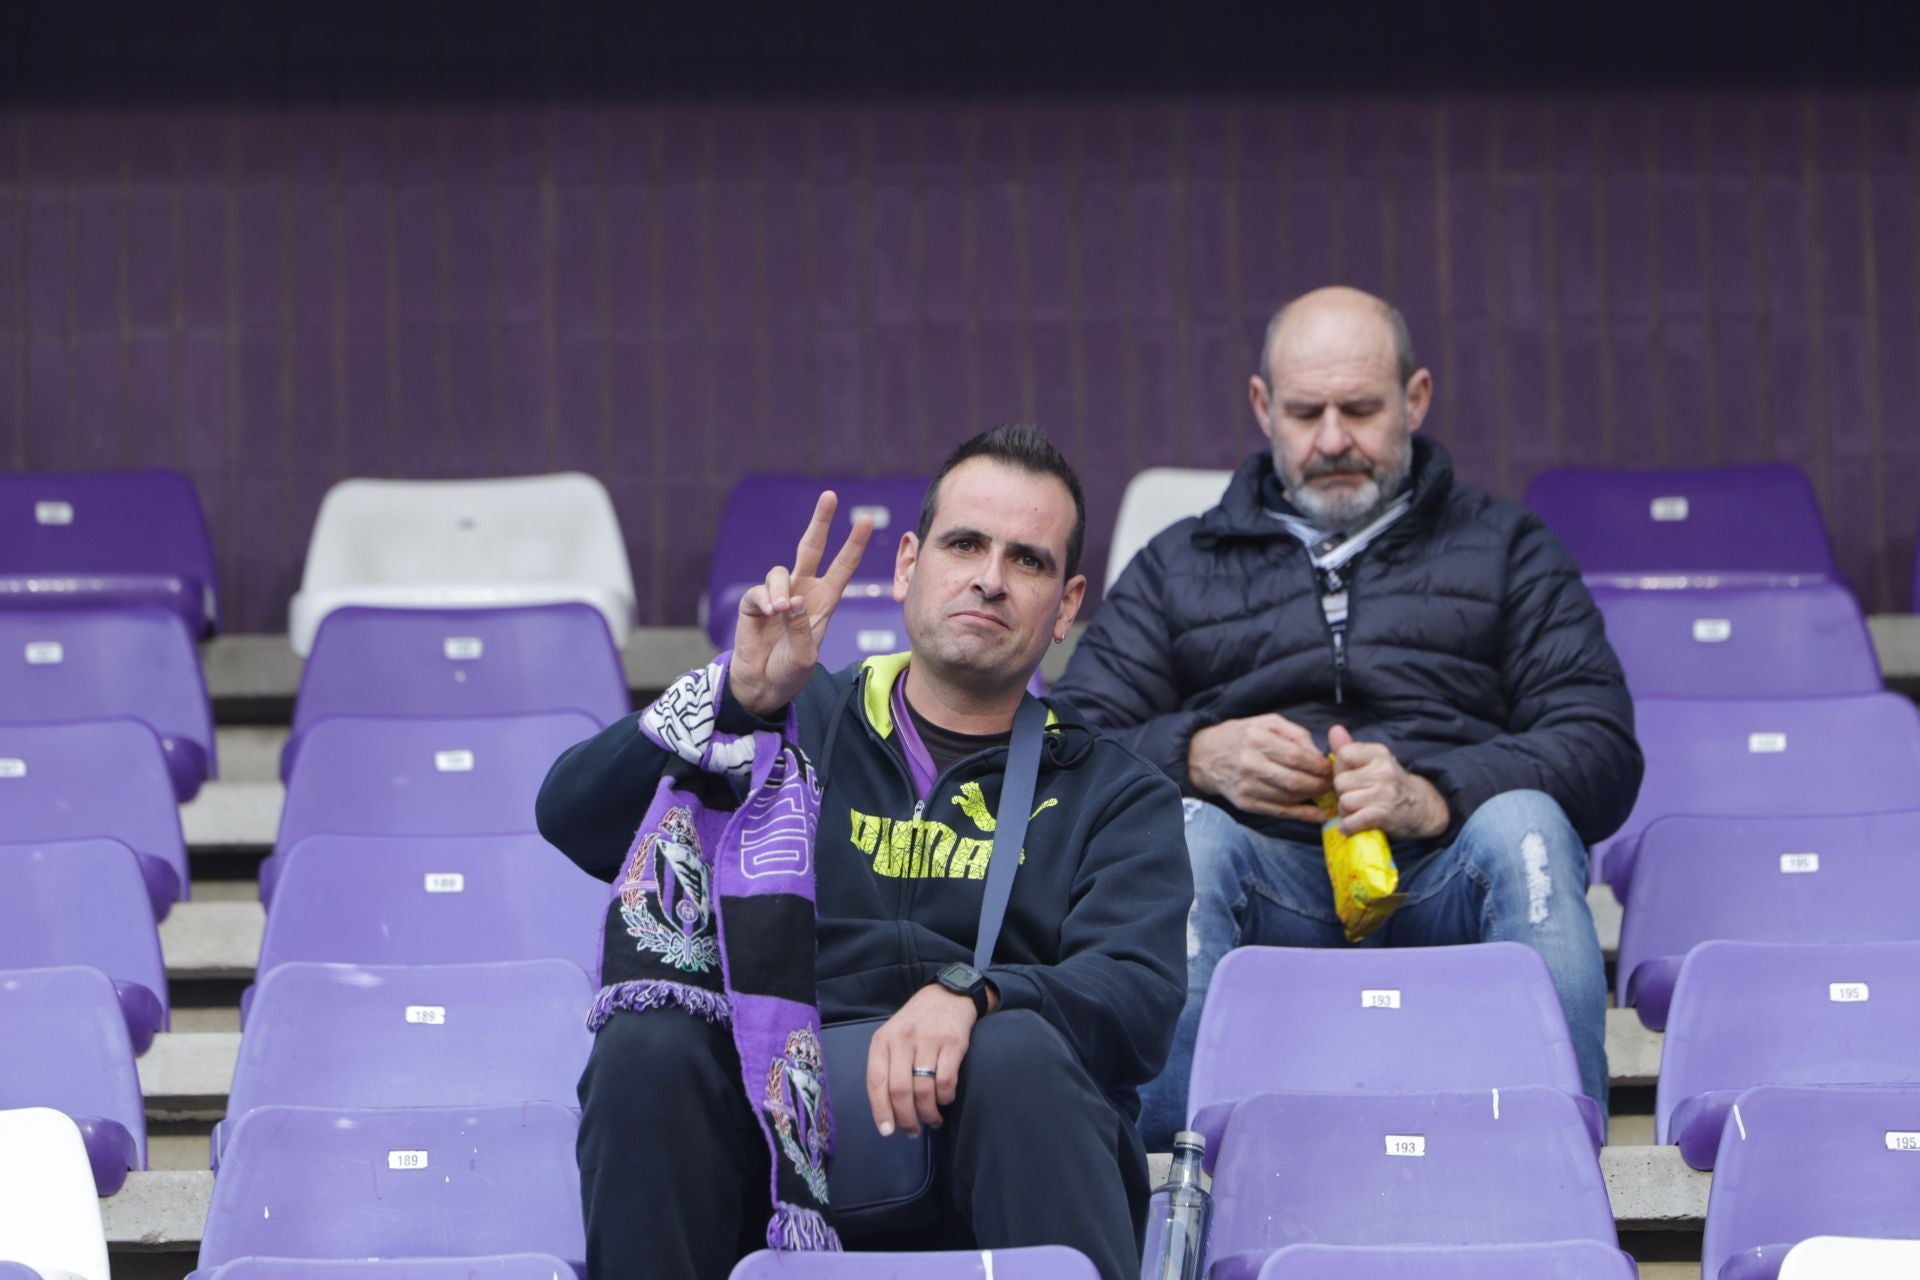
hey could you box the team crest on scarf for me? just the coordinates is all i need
[619,804,719,973]
[765,1027,831,1204]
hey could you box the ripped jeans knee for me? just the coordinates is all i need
[1452,789,1589,920]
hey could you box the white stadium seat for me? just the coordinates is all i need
[1779,1235,1920,1279]
[0,1107,110,1280]
[1105,467,1232,591]
[288,473,637,655]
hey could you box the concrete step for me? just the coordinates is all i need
[105,1169,212,1252]
[139,1032,238,1122]
[1606,1008,1662,1087]
[1606,1144,1712,1229]
[1610,1112,1655,1146]
[1591,883,1622,958]
[148,1131,219,1174]
[169,1007,241,1033]
[160,901,264,981]
[181,781,282,852]
[213,726,287,784]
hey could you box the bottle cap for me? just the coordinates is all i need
[1172,1130,1205,1153]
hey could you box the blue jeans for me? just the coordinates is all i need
[1139,790,1609,1149]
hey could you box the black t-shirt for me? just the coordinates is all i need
[904,697,1011,779]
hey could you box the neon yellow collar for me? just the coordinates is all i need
[856,652,1057,736]
[858,652,915,736]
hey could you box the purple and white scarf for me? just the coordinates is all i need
[586,656,841,1251]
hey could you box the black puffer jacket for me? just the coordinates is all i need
[1054,438,1643,848]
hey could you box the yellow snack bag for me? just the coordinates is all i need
[1317,781,1408,943]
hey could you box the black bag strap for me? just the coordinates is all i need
[974,695,1047,970]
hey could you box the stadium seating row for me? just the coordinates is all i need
[1098,462,1920,1275]
[3,474,640,1276]
[9,458,1920,1278]
[5,456,1919,653]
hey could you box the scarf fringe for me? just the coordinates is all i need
[767,1204,842,1252]
[586,979,732,1031]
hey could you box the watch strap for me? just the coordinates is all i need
[937,964,991,1017]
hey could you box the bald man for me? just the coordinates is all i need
[1054,287,1642,1147]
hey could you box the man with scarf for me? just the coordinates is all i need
[1054,287,1644,1148]
[537,424,1190,1280]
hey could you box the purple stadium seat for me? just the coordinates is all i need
[1187,945,1602,1150]
[1255,1241,1638,1279]
[1657,940,1920,1169]
[1201,1088,1615,1279]
[1596,694,1920,898]
[0,608,216,800]
[201,1258,578,1280]
[1,718,189,916]
[0,469,219,634]
[0,967,146,1195]
[0,839,168,1053]
[217,960,593,1163]
[286,603,629,779]
[255,832,607,981]
[813,596,911,675]
[1591,583,1880,699]
[705,474,925,644]
[195,1102,585,1271]
[729,1247,1098,1277]
[262,710,600,904]
[1619,811,1920,1029]
[1702,1084,1920,1280]
[1523,464,1836,588]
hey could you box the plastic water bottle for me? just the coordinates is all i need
[1140,1130,1210,1280]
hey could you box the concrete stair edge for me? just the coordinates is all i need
[105,1170,214,1251]
[160,901,265,982]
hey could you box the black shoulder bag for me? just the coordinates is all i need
[821,694,1048,1235]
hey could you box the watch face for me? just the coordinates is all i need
[940,962,981,989]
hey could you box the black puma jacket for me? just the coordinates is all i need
[536,652,1191,1107]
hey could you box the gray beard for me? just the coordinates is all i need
[1285,455,1412,535]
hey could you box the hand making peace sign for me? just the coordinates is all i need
[728,491,875,718]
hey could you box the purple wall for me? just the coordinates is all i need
[6,13,1919,628]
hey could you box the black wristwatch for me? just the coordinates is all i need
[935,962,992,1018]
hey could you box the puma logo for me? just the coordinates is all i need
[949,780,1058,832]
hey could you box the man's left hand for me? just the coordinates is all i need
[1328,724,1450,840]
[865,981,998,1139]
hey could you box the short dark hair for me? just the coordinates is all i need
[917,423,1087,580]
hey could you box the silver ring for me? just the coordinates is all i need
[912,1067,937,1078]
